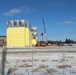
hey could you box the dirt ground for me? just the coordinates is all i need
[0,46,76,75]
[2,51,76,75]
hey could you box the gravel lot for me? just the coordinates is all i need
[0,46,76,75]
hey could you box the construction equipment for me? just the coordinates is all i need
[35,17,47,47]
[35,41,46,47]
[42,17,47,43]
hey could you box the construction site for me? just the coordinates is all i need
[0,0,76,75]
[0,19,76,75]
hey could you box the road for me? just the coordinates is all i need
[0,46,76,53]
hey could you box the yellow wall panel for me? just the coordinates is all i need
[7,27,37,47]
[7,27,32,47]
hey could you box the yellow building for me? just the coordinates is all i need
[7,20,32,47]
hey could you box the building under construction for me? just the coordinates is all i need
[31,27,38,46]
[7,20,38,47]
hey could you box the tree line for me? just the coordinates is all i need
[47,39,76,45]
[39,38,76,46]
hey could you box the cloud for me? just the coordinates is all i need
[69,31,76,35]
[72,17,76,20]
[64,21,76,24]
[2,6,38,16]
[57,21,76,25]
[19,6,38,14]
[57,22,62,24]
[2,8,21,16]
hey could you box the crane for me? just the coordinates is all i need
[42,17,47,43]
[35,17,47,47]
[42,17,46,34]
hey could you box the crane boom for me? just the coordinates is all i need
[42,17,47,43]
[42,17,46,33]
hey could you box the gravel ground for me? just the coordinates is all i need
[0,46,76,75]
[0,51,76,75]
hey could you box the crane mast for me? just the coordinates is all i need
[42,17,47,43]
